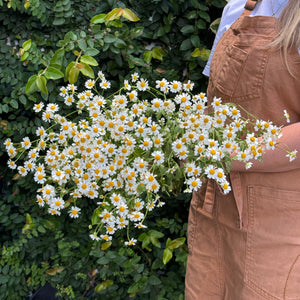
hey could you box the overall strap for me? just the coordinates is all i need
[242,0,262,16]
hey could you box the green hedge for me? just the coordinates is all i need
[0,0,226,299]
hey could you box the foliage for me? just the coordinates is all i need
[0,0,227,299]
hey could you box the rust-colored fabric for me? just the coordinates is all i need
[185,2,300,300]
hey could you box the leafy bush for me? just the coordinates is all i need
[0,0,226,299]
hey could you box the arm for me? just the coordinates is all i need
[231,122,300,173]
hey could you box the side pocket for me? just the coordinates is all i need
[284,255,300,300]
[245,185,300,300]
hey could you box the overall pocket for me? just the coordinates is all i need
[209,33,269,103]
[245,185,300,300]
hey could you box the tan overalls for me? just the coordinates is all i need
[185,0,300,299]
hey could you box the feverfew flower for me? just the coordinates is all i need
[131,72,139,82]
[183,80,194,92]
[152,151,164,164]
[137,78,149,91]
[85,79,95,89]
[124,80,131,91]
[187,177,202,191]
[155,78,169,93]
[33,103,44,112]
[287,150,297,162]
[69,206,81,218]
[125,238,137,246]
[284,110,290,123]
[99,80,111,89]
[169,80,182,93]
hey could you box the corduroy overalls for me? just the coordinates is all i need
[185,0,300,299]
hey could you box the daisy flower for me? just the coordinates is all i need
[33,103,44,112]
[59,86,68,97]
[127,90,138,101]
[284,110,290,123]
[155,78,169,93]
[183,80,194,91]
[286,150,297,162]
[169,80,182,93]
[124,79,131,90]
[7,160,17,169]
[187,177,202,191]
[131,72,139,82]
[21,137,31,149]
[64,94,74,106]
[100,234,112,241]
[125,238,137,246]
[99,80,111,89]
[137,78,149,91]
[129,211,144,222]
[97,71,105,80]
[85,79,95,89]
[48,208,61,216]
[152,150,164,164]
[69,206,81,218]
[17,166,28,176]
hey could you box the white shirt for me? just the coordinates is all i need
[203,0,289,76]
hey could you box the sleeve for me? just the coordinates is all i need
[203,0,247,77]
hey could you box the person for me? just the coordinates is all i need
[185,0,300,299]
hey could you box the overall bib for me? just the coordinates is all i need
[185,0,300,299]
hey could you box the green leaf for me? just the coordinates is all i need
[90,13,107,24]
[151,48,166,61]
[85,48,100,56]
[143,50,152,64]
[45,67,64,80]
[196,19,206,29]
[150,236,161,248]
[108,19,123,28]
[20,52,29,61]
[149,230,164,239]
[36,76,48,94]
[103,34,117,43]
[148,275,161,285]
[163,248,173,264]
[53,18,65,26]
[101,241,112,250]
[20,95,27,105]
[191,48,210,61]
[45,267,65,275]
[191,35,201,48]
[114,38,126,48]
[95,280,114,292]
[25,75,38,95]
[65,61,75,80]
[68,65,80,84]
[79,63,94,78]
[80,55,98,66]
[50,49,65,65]
[78,39,87,51]
[180,39,192,51]
[22,39,32,51]
[210,18,221,34]
[122,8,140,22]
[10,99,18,109]
[167,237,186,250]
[141,235,151,249]
[37,225,46,233]
[180,25,195,35]
[105,8,123,21]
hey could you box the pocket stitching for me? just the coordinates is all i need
[245,185,300,300]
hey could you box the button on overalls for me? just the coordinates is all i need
[185,0,300,299]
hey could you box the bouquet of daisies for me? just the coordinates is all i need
[4,71,295,245]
